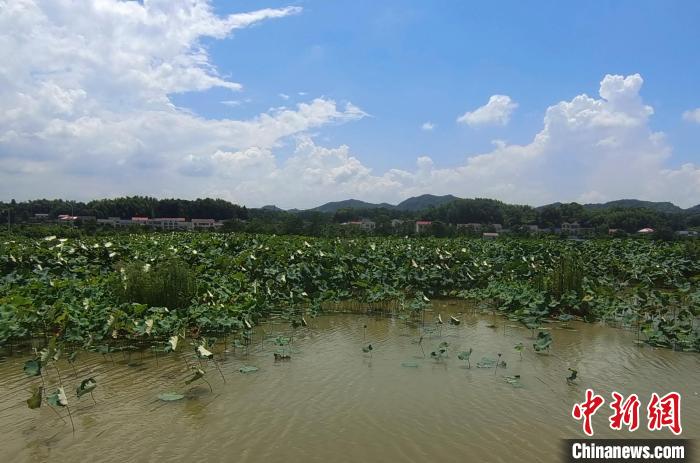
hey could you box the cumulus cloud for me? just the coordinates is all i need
[0,3,697,209]
[457,95,518,127]
[421,121,436,131]
[683,108,700,123]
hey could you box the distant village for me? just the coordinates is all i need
[16,211,698,239]
[339,217,697,238]
[30,214,224,231]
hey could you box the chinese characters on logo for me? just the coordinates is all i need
[572,389,681,436]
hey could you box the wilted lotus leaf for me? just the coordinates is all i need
[76,378,97,398]
[401,361,419,368]
[185,369,205,385]
[27,386,43,409]
[157,392,185,401]
[167,335,178,352]
[196,345,214,359]
[47,387,68,407]
[362,344,373,353]
[239,365,258,374]
[23,359,42,377]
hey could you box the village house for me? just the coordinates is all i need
[415,220,432,234]
[342,218,376,232]
[482,232,499,240]
[191,218,222,229]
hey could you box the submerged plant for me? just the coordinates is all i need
[157,392,185,402]
[503,375,522,388]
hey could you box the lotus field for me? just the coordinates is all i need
[1,233,698,354]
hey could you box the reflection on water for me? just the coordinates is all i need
[1,301,698,463]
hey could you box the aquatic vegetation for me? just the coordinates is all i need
[567,368,578,384]
[514,342,524,359]
[1,232,698,435]
[1,233,696,353]
[533,332,553,353]
[457,348,473,368]
[239,365,259,374]
[476,357,506,369]
[503,375,522,388]
[76,377,97,401]
[430,341,449,362]
[157,392,185,402]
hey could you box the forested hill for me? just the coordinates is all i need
[1,195,699,235]
[310,194,459,213]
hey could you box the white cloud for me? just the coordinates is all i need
[0,4,697,210]
[279,93,290,100]
[221,100,242,107]
[683,108,700,123]
[421,121,436,131]
[457,95,518,127]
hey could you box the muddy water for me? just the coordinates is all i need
[0,302,698,463]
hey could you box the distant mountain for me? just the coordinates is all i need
[583,199,684,213]
[395,194,460,211]
[310,199,394,213]
[537,199,687,213]
[261,205,283,211]
[309,194,462,213]
[310,196,694,215]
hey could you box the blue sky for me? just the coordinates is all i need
[1,0,699,208]
[174,0,700,172]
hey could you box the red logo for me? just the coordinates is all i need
[572,390,682,436]
[647,392,682,435]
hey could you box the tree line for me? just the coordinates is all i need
[1,196,698,238]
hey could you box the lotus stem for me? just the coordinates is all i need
[202,378,213,392]
[47,403,67,424]
[212,359,226,383]
[65,404,75,434]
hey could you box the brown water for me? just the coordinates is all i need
[1,302,698,463]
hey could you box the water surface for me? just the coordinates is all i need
[1,302,698,463]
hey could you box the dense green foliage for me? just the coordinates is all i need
[1,233,698,352]
[2,195,699,238]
